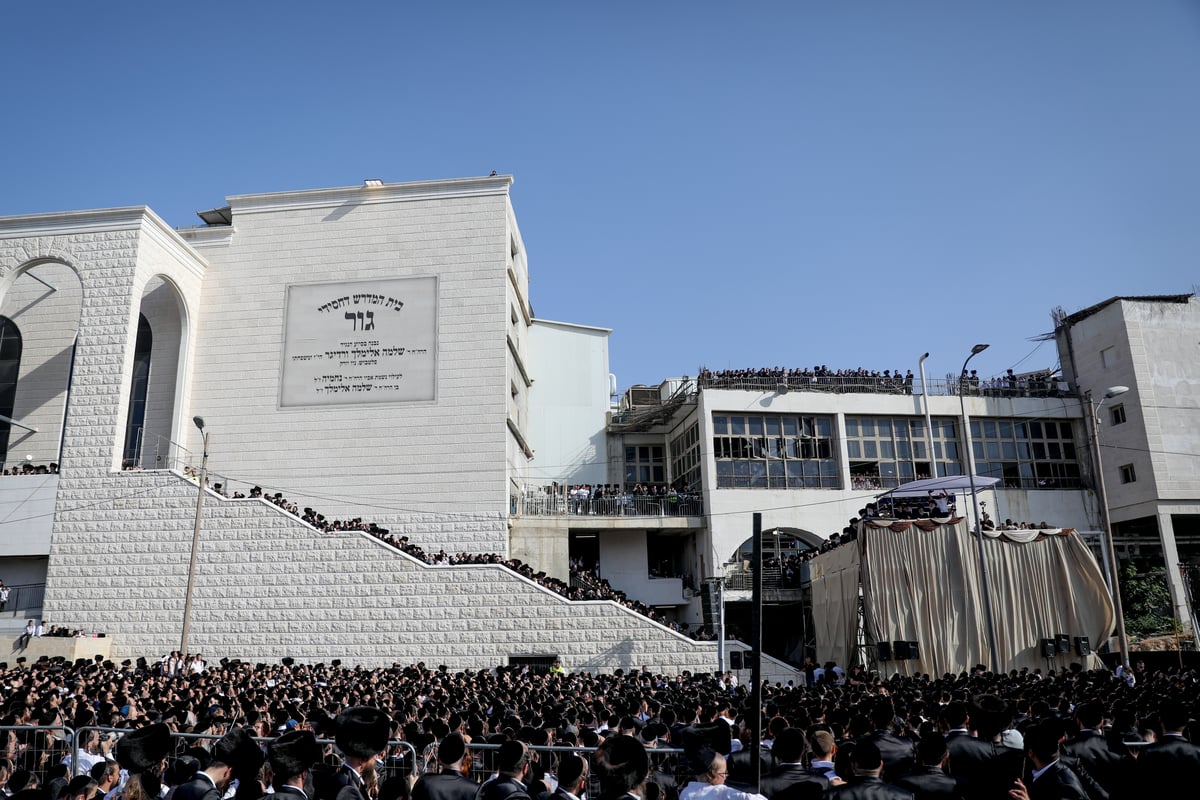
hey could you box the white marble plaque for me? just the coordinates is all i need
[280,277,437,407]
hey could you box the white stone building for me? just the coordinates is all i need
[1054,294,1200,635]
[0,176,787,678]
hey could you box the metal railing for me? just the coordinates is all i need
[512,491,703,518]
[463,742,687,797]
[2,582,46,615]
[698,373,1075,399]
[78,727,418,782]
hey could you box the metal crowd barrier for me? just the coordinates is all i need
[462,742,686,797]
[0,725,75,778]
[75,727,418,784]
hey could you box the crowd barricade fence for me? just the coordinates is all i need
[77,727,418,786]
[0,725,75,779]
[461,743,686,797]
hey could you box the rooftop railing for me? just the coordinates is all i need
[512,491,703,518]
[699,373,1075,398]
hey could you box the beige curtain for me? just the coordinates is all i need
[812,521,1114,676]
[809,540,862,668]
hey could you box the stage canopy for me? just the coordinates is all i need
[878,475,1001,498]
[809,518,1114,675]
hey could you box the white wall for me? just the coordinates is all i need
[597,529,686,607]
[527,320,611,488]
[0,475,57,556]
[180,180,515,553]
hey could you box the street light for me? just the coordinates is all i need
[918,353,937,477]
[180,416,210,655]
[1086,385,1130,669]
[959,344,1000,673]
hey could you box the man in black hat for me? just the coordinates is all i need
[269,729,323,800]
[477,741,532,800]
[826,742,911,800]
[315,706,391,800]
[551,754,588,800]
[411,733,478,800]
[115,723,173,799]
[758,728,828,800]
[175,728,264,800]
[593,735,649,800]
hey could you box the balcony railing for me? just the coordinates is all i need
[511,491,703,518]
[699,374,1075,398]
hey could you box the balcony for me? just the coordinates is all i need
[511,491,703,519]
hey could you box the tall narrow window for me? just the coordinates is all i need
[0,317,22,468]
[122,315,153,466]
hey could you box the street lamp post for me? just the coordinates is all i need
[918,353,938,477]
[959,344,1001,673]
[180,416,210,655]
[1086,386,1131,669]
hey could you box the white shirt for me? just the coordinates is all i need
[679,783,767,800]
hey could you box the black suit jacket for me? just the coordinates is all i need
[413,772,480,800]
[1062,731,1124,796]
[1136,735,1200,784]
[828,775,914,800]
[1027,762,1087,800]
[894,767,961,800]
[862,732,916,782]
[173,776,223,800]
[757,764,828,800]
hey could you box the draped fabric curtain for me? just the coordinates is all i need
[811,521,1114,675]
[809,540,862,668]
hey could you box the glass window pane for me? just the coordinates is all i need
[970,421,981,438]
[912,441,926,459]
[816,418,832,437]
[1033,442,1046,459]
[732,417,746,435]
[749,417,764,435]
[881,441,895,458]
[1015,422,1028,439]
[1002,442,1017,460]
[626,447,636,461]
[1048,443,1061,459]
[909,419,925,436]
[750,461,767,488]
[847,441,861,458]
[713,416,728,434]
[986,442,1000,459]
[897,441,911,459]
[783,417,798,436]
[1029,422,1042,438]
[944,442,959,459]
[766,417,781,436]
[652,446,664,459]
[864,441,877,458]
[845,418,859,436]
[983,421,997,439]
[861,419,876,436]
[999,421,1012,439]
[877,419,892,437]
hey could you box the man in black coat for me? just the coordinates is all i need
[1020,722,1087,800]
[1061,702,1126,797]
[412,734,479,800]
[827,741,914,800]
[942,700,996,797]
[174,727,264,800]
[861,700,915,783]
[477,741,533,800]
[268,729,324,800]
[1135,705,1200,785]
[549,753,588,800]
[315,706,392,800]
[894,734,961,800]
[758,729,828,800]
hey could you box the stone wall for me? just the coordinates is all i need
[40,469,800,678]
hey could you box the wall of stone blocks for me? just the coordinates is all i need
[181,186,515,554]
[43,469,765,677]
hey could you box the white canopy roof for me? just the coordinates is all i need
[879,475,1001,497]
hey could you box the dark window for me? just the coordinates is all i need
[1110,404,1126,425]
[0,317,21,468]
[122,315,153,466]
[1120,464,1136,484]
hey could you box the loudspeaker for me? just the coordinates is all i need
[730,651,743,670]
[1041,639,1057,658]
[893,640,911,659]
[1074,636,1091,656]
[906,641,920,660]
[877,641,893,661]
[1055,634,1070,654]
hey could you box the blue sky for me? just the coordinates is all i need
[2,2,1197,391]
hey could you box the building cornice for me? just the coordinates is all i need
[227,175,514,216]
[0,206,154,238]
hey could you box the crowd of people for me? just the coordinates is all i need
[699,367,915,395]
[517,484,703,518]
[0,655,1197,800]
[1,463,59,476]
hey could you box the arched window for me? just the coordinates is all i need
[0,317,21,468]
[122,315,153,466]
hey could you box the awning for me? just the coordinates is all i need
[878,475,1001,498]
